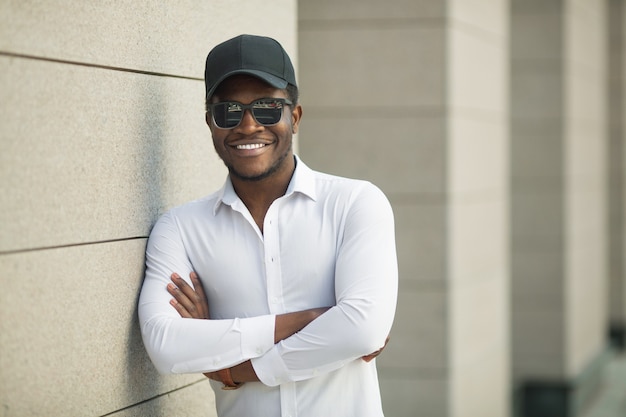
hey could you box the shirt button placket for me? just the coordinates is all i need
[265,206,283,315]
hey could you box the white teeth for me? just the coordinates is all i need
[236,143,266,150]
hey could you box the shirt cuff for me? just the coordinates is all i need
[250,345,291,387]
[239,314,275,359]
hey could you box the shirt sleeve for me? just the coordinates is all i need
[251,183,398,386]
[138,210,276,375]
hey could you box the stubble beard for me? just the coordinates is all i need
[226,142,293,182]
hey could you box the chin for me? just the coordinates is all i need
[228,150,292,182]
[229,167,275,182]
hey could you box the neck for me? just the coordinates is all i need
[230,155,296,230]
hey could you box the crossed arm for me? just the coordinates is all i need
[167,271,389,385]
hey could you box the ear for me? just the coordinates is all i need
[205,111,211,127]
[290,104,303,134]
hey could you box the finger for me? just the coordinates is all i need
[168,294,192,318]
[173,272,207,318]
[170,273,201,317]
[382,335,390,348]
[362,350,380,362]
[189,271,210,319]
[168,274,193,309]
[362,336,391,362]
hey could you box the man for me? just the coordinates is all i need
[138,34,398,417]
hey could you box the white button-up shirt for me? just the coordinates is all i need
[138,157,398,417]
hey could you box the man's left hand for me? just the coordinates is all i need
[362,336,390,363]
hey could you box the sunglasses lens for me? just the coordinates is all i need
[252,99,284,125]
[212,99,286,129]
[213,102,243,128]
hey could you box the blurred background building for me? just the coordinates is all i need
[0,1,624,416]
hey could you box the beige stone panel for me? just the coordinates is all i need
[608,233,625,322]
[450,278,508,370]
[565,0,606,74]
[614,0,626,324]
[609,1,623,133]
[513,292,565,314]
[510,192,563,247]
[449,23,508,114]
[566,283,606,378]
[0,56,224,252]
[511,113,562,137]
[451,345,509,417]
[511,133,563,179]
[565,74,608,124]
[564,12,608,372]
[450,0,508,36]
[0,0,298,79]
[109,380,216,417]
[512,355,565,381]
[393,203,446,282]
[0,239,206,416]
[379,373,448,417]
[568,75,606,126]
[511,309,565,377]
[511,0,563,14]
[566,123,607,189]
[449,199,508,285]
[511,251,564,296]
[378,287,447,371]
[449,117,508,196]
[565,192,607,376]
[298,115,446,195]
[298,0,444,20]
[511,12,563,60]
[567,189,606,246]
[623,0,626,328]
[298,27,446,108]
[622,0,626,315]
[511,69,563,120]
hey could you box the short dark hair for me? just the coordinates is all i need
[205,83,299,112]
[285,83,299,105]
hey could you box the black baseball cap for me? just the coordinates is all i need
[204,34,297,100]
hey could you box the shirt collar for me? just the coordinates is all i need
[213,155,317,215]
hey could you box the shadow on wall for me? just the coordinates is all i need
[123,71,168,411]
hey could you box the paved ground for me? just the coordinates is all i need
[581,352,626,417]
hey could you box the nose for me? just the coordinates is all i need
[233,109,263,133]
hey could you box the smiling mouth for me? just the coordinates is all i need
[236,143,267,150]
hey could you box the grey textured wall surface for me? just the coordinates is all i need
[0,1,297,415]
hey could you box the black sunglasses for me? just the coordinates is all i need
[209,98,293,129]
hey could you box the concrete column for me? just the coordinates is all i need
[298,1,510,416]
[510,0,609,415]
[608,0,626,352]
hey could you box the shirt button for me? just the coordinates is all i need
[272,297,279,304]
[256,347,263,355]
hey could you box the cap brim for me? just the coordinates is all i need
[206,69,289,100]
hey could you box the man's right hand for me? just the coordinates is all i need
[167,272,210,319]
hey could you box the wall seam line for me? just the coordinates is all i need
[0,236,147,256]
[98,378,207,417]
[0,51,202,81]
